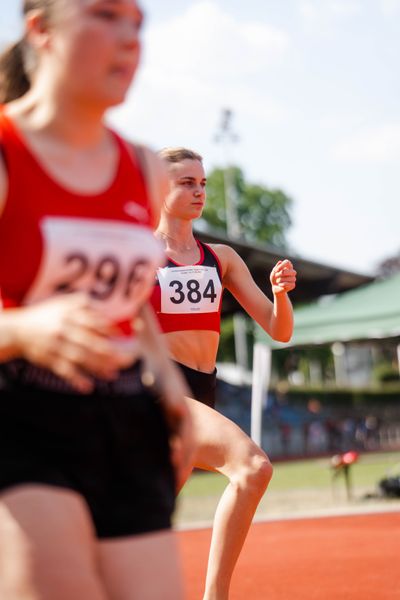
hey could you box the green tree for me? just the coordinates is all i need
[377,249,400,278]
[200,166,292,248]
[199,165,293,367]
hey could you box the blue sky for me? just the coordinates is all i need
[2,0,399,275]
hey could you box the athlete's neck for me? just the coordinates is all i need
[156,217,197,252]
[7,84,107,148]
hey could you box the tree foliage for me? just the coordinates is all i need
[376,249,400,278]
[198,165,294,367]
[200,166,292,248]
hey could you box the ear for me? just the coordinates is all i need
[25,9,52,51]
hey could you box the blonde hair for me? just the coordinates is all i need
[0,1,58,103]
[158,147,203,164]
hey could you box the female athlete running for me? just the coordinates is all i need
[151,146,296,600]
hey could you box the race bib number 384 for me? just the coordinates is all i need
[158,265,222,314]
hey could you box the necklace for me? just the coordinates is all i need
[158,231,196,252]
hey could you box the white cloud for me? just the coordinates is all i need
[143,1,290,82]
[110,1,290,142]
[381,0,400,15]
[333,124,400,163]
[299,0,362,28]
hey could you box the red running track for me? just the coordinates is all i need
[178,511,400,599]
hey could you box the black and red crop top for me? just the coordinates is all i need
[150,240,223,333]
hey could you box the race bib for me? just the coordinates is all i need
[158,265,222,314]
[25,217,165,322]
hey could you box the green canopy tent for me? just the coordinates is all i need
[263,272,400,348]
[250,274,400,444]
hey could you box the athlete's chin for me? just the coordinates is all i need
[85,88,130,110]
[101,89,131,108]
[190,206,205,217]
[103,77,136,107]
[106,94,128,108]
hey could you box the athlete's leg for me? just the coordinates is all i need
[0,485,107,600]
[99,529,185,600]
[184,397,273,600]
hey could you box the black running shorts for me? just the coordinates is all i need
[0,361,175,539]
[174,361,217,409]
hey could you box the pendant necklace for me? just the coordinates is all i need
[158,231,196,252]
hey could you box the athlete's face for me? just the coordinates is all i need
[34,0,143,108]
[164,159,207,221]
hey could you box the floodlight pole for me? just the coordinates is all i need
[397,344,400,376]
[214,109,241,239]
[214,109,271,447]
[215,109,248,373]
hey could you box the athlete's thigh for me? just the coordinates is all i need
[99,529,185,600]
[186,397,263,474]
[0,485,106,600]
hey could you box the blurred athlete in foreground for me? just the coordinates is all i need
[0,2,192,599]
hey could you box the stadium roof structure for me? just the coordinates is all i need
[195,226,373,316]
[256,272,400,349]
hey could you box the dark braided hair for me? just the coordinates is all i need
[0,1,57,103]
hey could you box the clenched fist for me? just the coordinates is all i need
[269,259,297,295]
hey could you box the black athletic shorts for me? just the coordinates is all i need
[0,360,175,539]
[174,361,217,409]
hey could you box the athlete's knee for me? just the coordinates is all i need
[234,450,273,496]
[248,451,273,493]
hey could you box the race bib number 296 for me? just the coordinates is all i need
[24,217,164,322]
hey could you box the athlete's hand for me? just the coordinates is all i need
[148,362,194,490]
[270,259,297,295]
[133,305,195,486]
[13,294,131,393]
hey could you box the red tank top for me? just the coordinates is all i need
[150,240,223,333]
[0,106,164,334]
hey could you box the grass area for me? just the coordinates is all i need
[179,451,400,498]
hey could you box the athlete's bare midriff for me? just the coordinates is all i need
[164,329,220,373]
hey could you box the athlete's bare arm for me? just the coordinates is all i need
[134,304,195,484]
[215,244,296,343]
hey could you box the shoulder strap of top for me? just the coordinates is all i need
[0,106,9,171]
[115,134,156,226]
[0,105,7,142]
[199,240,223,280]
[133,143,147,177]
[131,143,158,221]
[131,143,157,227]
